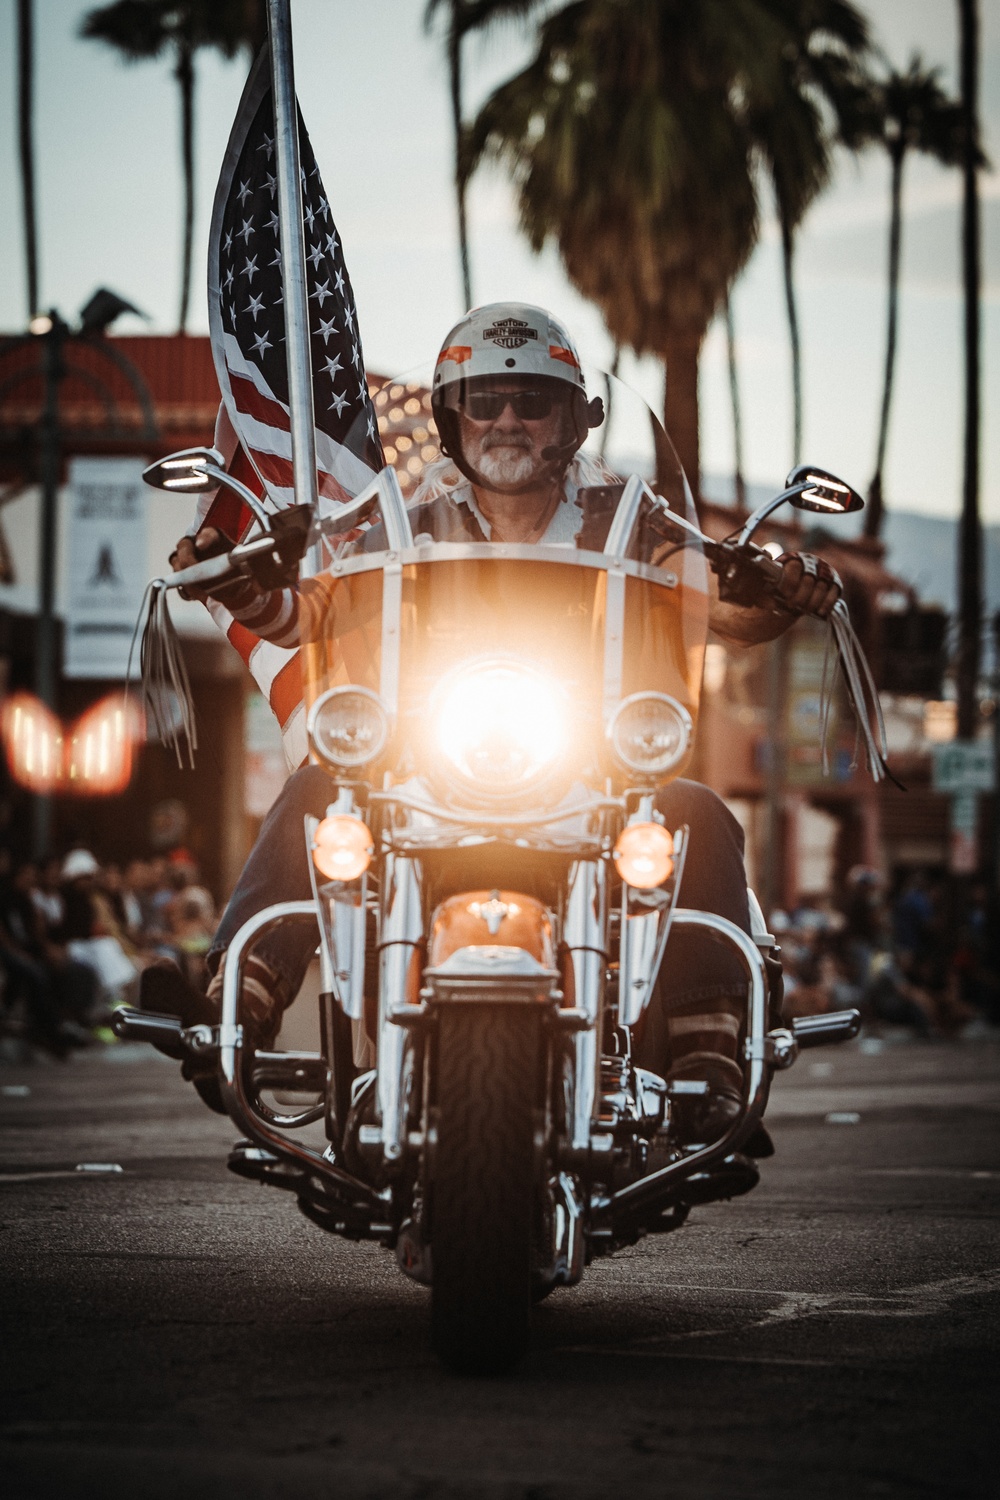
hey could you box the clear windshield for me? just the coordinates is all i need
[300,362,708,790]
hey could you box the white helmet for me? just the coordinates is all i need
[430,302,603,487]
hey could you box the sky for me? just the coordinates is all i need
[1,0,998,522]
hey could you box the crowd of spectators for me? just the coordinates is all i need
[4,841,998,1059]
[773,868,1000,1038]
[0,848,216,1060]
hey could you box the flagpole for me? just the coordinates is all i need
[266,0,319,536]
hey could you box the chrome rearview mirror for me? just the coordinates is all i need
[142,446,227,493]
[142,446,272,531]
[737,463,864,544]
[784,465,865,516]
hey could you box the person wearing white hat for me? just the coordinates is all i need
[158,302,842,1141]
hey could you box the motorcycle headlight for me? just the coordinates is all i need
[308,686,389,772]
[608,692,692,780]
[433,659,567,801]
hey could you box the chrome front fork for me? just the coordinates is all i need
[564,859,609,1152]
[375,852,423,1161]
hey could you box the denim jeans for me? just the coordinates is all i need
[210,767,752,1012]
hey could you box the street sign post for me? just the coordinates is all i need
[932,740,996,794]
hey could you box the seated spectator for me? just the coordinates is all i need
[58,849,137,1013]
[0,855,91,1057]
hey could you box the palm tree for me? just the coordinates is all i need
[466,0,867,494]
[18,0,39,318]
[81,1,267,333]
[724,293,747,512]
[425,0,546,314]
[864,57,965,539]
[956,0,984,740]
[744,0,874,469]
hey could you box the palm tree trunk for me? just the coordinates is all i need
[17,0,39,318]
[176,36,195,334]
[780,215,802,467]
[866,144,906,539]
[724,294,746,513]
[663,327,702,502]
[449,7,472,312]
[956,0,982,741]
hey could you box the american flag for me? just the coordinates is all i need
[197,45,384,771]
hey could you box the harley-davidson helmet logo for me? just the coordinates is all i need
[483,317,539,350]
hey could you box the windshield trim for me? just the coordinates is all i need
[320,540,691,592]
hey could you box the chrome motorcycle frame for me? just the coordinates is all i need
[181,472,857,1258]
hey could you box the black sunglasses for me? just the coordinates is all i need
[459,387,561,421]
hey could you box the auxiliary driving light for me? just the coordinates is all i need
[433,659,567,799]
[308,686,389,771]
[613,822,674,888]
[311,815,374,882]
[608,693,692,779]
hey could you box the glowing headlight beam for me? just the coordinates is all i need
[434,663,567,792]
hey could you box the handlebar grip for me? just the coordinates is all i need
[164,552,238,592]
[753,552,784,587]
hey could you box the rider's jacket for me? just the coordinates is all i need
[208,470,624,653]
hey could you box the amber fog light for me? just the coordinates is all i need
[613,821,674,888]
[312,815,373,881]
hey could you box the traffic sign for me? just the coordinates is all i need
[932,741,996,794]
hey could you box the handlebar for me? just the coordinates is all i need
[708,539,786,610]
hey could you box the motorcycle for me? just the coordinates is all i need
[117,366,884,1374]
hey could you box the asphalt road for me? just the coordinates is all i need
[1,1035,998,1500]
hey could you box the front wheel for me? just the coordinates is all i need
[430,1004,540,1375]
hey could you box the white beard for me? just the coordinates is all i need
[475,444,538,488]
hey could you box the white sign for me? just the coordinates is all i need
[932,741,996,794]
[64,457,148,679]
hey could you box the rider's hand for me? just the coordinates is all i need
[774,552,842,620]
[169,527,228,601]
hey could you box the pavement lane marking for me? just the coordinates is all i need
[558,1269,1000,1357]
[0,1163,123,1184]
[739,1268,1000,1329]
[767,1081,1000,1116]
[557,1348,840,1366]
[858,1167,1000,1180]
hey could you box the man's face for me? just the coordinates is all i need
[456,379,569,491]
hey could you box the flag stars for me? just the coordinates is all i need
[237,217,255,244]
[323,353,344,379]
[329,389,349,417]
[244,292,265,322]
[318,314,338,345]
[237,178,252,206]
[251,329,273,357]
[304,203,316,232]
[241,254,259,283]
[223,266,234,291]
[258,132,274,160]
[311,280,332,307]
[264,172,277,199]
[333,268,345,297]
[224,228,233,254]
[270,247,282,269]
[306,242,324,271]
[325,232,339,257]
[343,304,355,333]
[267,210,280,234]
[351,342,362,370]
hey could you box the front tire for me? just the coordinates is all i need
[430,1004,540,1375]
